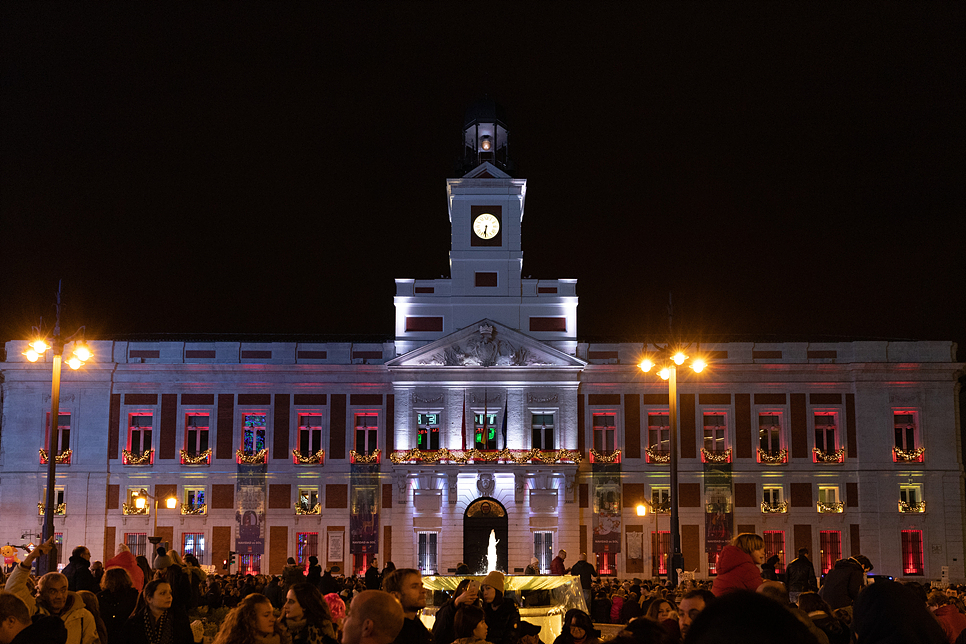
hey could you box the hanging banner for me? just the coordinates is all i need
[236,413,267,558]
[592,462,621,554]
[704,462,733,573]
[350,463,379,555]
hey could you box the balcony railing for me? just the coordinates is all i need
[122,449,154,465]
[38,502,66,516]
[645,446,670,464]
[590,448,622,464]
[701,447,732,464]
[292,449,325,465]
[350,449,381,464]
[813,447,846,464]
[761,500,788,514]
[651,501,671,514]
[388,447,582,465]
[122,503,148,516]
[757,448,788,465]
[39,449,72,465]
[236,448,267,464]
[817,500,845,514]
[893,446,924,463]
[181,503,207,516]
[899,500,926,513]
[295,502,321,515]
[180,449,211,465]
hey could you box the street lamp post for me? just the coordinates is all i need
[24,283,91,574]
[133,489,178,564]
[640,349,706,588]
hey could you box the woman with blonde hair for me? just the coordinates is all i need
[212,593,286,644]
[711,533,766,597]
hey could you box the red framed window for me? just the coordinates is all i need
[901,530,924,575]
[125,532,147,557]
[597,552,615,576]
[703,413,727,452]
[354,413,379,455]
[652,530,670,576]
[593,413,617,453]
[819,530,841,574]
[242,414,267,455]
[128,413,153,458]
[183,533,205,564]
[814,413,838,452]
[44,413,72,463]
[298,414,324,455]
[894,413,917,451]
[184,413,209,457]
[417,413,440,451]
[239,554,261,575]
[297,532,319,571]
[758,413,783,457]
[763,530,786,574]
[647,412,670,456]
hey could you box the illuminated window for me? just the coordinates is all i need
[593,414,616,452]
[900,484,922,506]
[475,413,498,450]
[597,552,615,576]
[128,414,153,456]
[298,414,323,455]
[417,532,438,575]
[184,487,206,513]
[534,532,554,574]
[703,414,727,452]
[352,554,372,577]
[763,530,785,574]
[819,530,841,574]
[125,532,147,557]
[417,413,440,451]
[297,487,320,513]
[652,530,671,576]
[814,413,838,452]
[54,533,64,566]
[651,486,671,513]
[647,413,670,454]
[818,486,840,504]
[531,414,554,450]
[183,533,205,564]
[901,530,924,575]
[239,554,260,575]
[763,486,784,509]
[758,413,782,452]
[41,486,66,515]
[894,413,918,451]
[45,412,71,457]
[297,532,318,570]
[354,414,379,454]
[242,414,267,455]
[185,414,209,456]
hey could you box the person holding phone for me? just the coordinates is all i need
[433,579,481,644]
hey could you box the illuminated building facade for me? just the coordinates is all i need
[2,101,963,582]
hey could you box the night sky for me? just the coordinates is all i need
[2,5,963,359]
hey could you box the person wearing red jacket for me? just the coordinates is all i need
[711,533,765,597]
[928,591,966,643]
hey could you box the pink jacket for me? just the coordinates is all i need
[609,595,623,623]
[711,546,763,597]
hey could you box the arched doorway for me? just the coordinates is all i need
[463,497,509,574]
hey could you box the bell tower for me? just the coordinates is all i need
[394,99,577,356]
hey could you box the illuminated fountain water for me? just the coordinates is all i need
[486,529,499,573]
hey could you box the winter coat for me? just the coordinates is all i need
[105,549,145,591]
[97,586,139,643]
[431,597,463,644]
[569,560,597,589]
[711,546,763,597]
[818,557,865,609]
[591,595,611,624]
[283,563,306,590]
[483,599,520,644]
[10,615,69,644]
[550,556,566,575]
[365,565,381,590]
[123,606,195,644]
[786,555,818,593]
[935,604,966,644]
[4,562,99,644]
[609,595,623,623]
[63,555,99,593]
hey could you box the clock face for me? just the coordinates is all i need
[473,213,500,239]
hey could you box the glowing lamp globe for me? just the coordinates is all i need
[691,359,707,373]
[672,352,687,365]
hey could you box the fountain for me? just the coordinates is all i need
[485,529,499,573]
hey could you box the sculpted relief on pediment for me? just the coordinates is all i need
[418,323,552,367]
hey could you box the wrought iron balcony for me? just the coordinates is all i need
[38,501,66,516]
[590,448,622,464]
[236,448,267,464]
[292,449,325,465]
[893,446,924,463]
[122,449,154,465]
[701,447,732,464]
[180,449,211,465]
[181,503,207,515]
[122,502,148,516]
[761,500,788,514]
[39,449,72,465]
[645,445,670,464]
[387,447,582,465]
[295,502,321,515]
[817,501,845,514]
[757,448,788,465]
[899,500,926,513]
[813,447,846,463]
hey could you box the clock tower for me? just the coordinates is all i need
[394,98,577,355]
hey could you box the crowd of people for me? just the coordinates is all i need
[3,533,966,644]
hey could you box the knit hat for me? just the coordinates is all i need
[515,621,541,637]
[529,557,539,567]
[482,570,505,593]
[153,553,173,569]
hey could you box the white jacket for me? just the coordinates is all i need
[4,563,99,644]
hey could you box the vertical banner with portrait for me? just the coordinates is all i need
[235,462,267,558]
[349,463,379,557]
[592,462,621,554]
[704,462,733,573]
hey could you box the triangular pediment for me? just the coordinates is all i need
[462,162,511,180]
[387,319,586,367]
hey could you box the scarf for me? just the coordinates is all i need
[143,609,173,644]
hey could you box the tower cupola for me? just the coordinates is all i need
[459,96,512,175]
